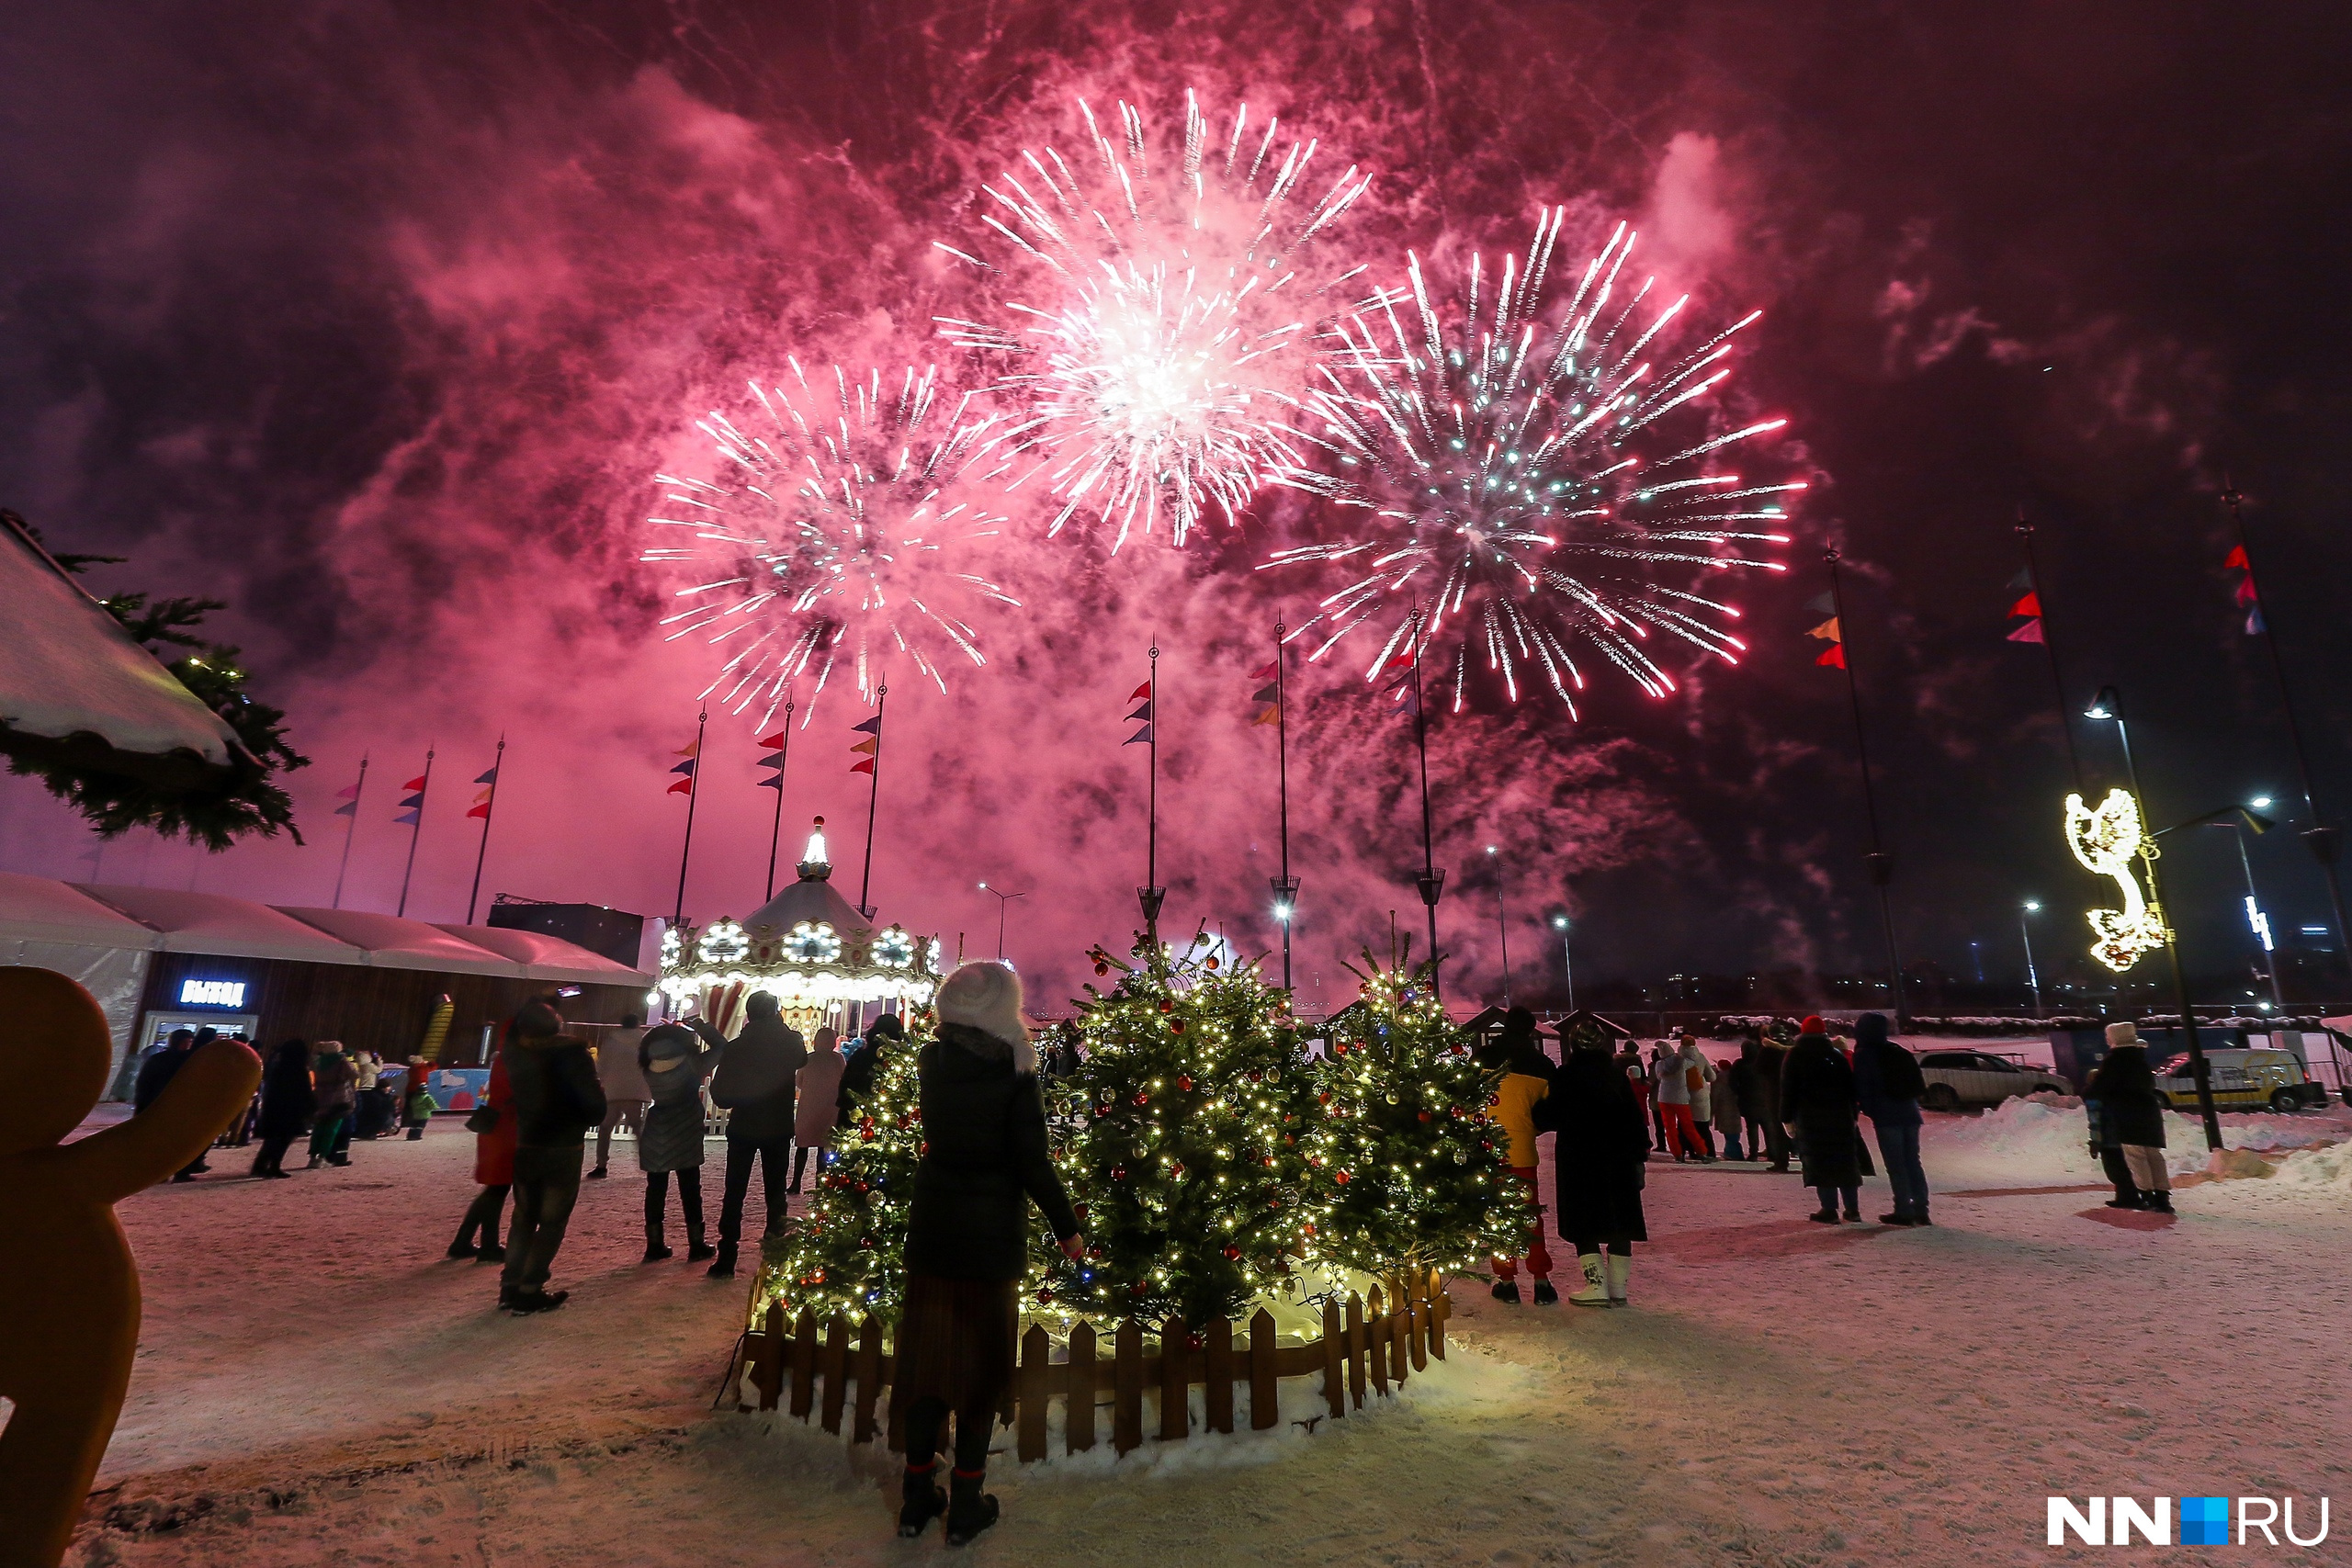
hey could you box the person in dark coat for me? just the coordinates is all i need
[1483,1009,1556,1304]
[2085,1024,2172,1213]
[137,1029,214,1181]
[248,1039,315,1179]
[499,997,606,1313]
[638,1021,718,1261]
[2081,1047,2143,1211]
[836,1011,903,1127]
[888,964,1080,1546]
[449,1041,515,1261]
[1754,1028,1793,1171]
[1534,1021,1648,1306]
[1851,1012,1931,1225]
[702,991,807,1278]
[1780,1027,1863,1222]
[306,1042,357,1169]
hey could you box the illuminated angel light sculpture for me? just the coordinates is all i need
[2064,788,2168,972]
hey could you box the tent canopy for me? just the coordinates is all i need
[276,908,517,976]
[0,872,158,950]
[435,924,650,987]
[80,885,363,963]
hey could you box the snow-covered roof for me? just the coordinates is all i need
[0,513,242,768]
[434,924,650,986]
[79,884,364,963]
[0,872,161,950]
[274,908,516,976]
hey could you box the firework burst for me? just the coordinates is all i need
[1268,213,1797,714]
[937,90,1373,550]
[642,364,1018,725]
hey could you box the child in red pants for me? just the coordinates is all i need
[1483,1010,1557,1304]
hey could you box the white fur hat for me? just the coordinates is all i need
[937,962,1029,1052]
[2105,1021,2139,1048]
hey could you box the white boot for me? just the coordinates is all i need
[1605,1251,1631,1306]
[1566,1252,1609,1306]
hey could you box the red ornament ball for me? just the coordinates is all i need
[1170,1161,1185,1178]
[1334,1170,1351,1185]
[1205,955,1221,970]
[1111,1166,1127,1181]
[1176,1074,1193,1092]
[1170,1020,1186,1034]
[1094,962,1110,976]
[1158,998,1174,1013]
[1037,1288,1054,1304]
[1418,1111,1431,1122]
[1133,1091,1149,1107]
[1073,1201,1090,1223]
[1222,1245,1241,1260]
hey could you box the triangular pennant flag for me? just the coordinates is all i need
[1128,681,1152,702]
[1379,648,1418,676]
[2224,545,2249,570]
[471,786,493,804]
[850,737,878,756]
[1124,725,1153,746]
[755,751,786,771]
[474,766,499,784]
[335,782,362,800]
[756,773,784,790]
[1125,701,1152,722]
[1250,661,1277,681]
[1804,592,1835,615]
[1815,644,1847,669]
[403,775,428,792]
[851,716,884,735]
[465,803,492,819]
[667,776,695,795]
[394,808,422,824]
[1252,706,1281,727]
[399,792,425,809]
[2234,577,2259,605]
[757,731,787,750]
[2006,618,2045,644]
[671,758,697,776]
[1807,617,1841,641]
[2246,605,2267,635]
[850,757,876,774]
[2007,566,2033,590]
[1250,682,1279,703]
[673,739,699,757]
[333,800,357,818]
[2008,592,2041,618]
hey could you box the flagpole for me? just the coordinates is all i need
[857,685,887,919]
[764,699,795,902]
[332,753,368,909]
[674,709,707,928]
[464,734,504,925]
[1825,548,1905,1025]
[2015,508,2084,788]
[1138,645,1166,948]
[2221,481,2352,1006]
[396,747,434,918]
[1271,619,1299,993]
[1409,608,1445,1004]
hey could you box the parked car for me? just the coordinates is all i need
[2154,1048,2330,1113]
[1917,1049,2070,1111]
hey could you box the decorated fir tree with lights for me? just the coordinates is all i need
[1299,957,1521,1280]
[753,1010,928,1325]
[1029,931,1314,1328]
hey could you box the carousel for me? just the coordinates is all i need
[654,817,944,1035]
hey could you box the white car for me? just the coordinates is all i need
[1915,1049,2070,1111]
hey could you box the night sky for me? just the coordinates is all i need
[5,1,2349,1011]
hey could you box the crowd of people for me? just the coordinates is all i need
[131,1028,433,1180]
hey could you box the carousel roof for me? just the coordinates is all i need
[740,817,873,942]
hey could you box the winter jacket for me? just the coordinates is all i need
[256,1042,317,1138]
[507,1032,606,1148]
[1489,1068,1552,1168]
[1780,1032,1862,1189]
[353,1054,380,1092]
[133,1043,197,1113]
[1680,1045,1715,1121]
[474,1049,518,1186]
[637,1022,714,1173]
[795,1032,847,1146]
[707,1007,807,1143]
[904,1022,1080,1282]
[595,1026,651,1102]
[1726,1041,1770,1121]
[312,1049,357,1113]
[836,1038,887,1127]
[1851,1013,1924,1129]
[1654,1050,1690,1106]
[1754,1041,1790,1124]
[2085,1045,2166,1147]
[1532,1044,1649,1246]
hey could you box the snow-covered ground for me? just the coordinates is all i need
[59,1104,2352,1566]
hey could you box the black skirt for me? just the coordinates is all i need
[889,1274,1018,1424]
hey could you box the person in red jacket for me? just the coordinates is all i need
[447,1038,517,1262]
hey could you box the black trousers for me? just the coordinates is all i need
[454,1182,510,1250]
[645,1167,706,1243]
[790,1145,813,1190]
[2099,1146,2142,1202]
[503,1146,583,1294]
[718,1135,792,1247]
[904,1395,993,1473]
[252,1132,299,1176]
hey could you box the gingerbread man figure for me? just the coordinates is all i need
[0,967,259,1568]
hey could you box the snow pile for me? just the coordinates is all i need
[1921,1096,2350,1187]
[2267,1139,2352,1191]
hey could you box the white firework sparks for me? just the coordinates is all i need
[642,363,1018,725]
[937,90,1373,550]
[1267,212,1798,714]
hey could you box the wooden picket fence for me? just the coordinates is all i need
[735,1270,1453,1461]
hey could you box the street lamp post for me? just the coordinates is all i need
[1487,845,1513,1006]
[2083,686,2224,1151]
[1271,874,1301,994]
[2214,799,2286,1011]
[1552,915,1575,1013]
[977,881,1028,963]
[2019,901,2043,1015]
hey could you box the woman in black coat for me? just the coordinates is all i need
[638,1022,718,1261]
[2084,1030,2172,1213]
[1779,1030,1863,1222]
[1534,1023,1648,1307]
[888,964,1080,1547]
[248,1039,315,1179]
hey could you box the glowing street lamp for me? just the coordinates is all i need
[977,881,1028,962]
[1552,914,1575,1013]
[2019,901,2043,1015]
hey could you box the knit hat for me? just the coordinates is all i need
[1801,1015,1826,1035]
[2105,1021,2139,1047]
[937,962,1028,1051]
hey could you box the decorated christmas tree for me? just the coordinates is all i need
[1029,931,1314,1328]
[752,1009,928,1326]
[1298,957,1521,1280]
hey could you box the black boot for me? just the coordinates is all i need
[707,1243,737,1279]
[944,1470,999,1547]
[686,1228,715,1262]
[1531,1279,1559,1306]
[1489,1280,1521,1304]
[447,1235,479,1259]
[897,1461,947,1538]
[643,1235,673,1262]
[2145,1190,2175,1213]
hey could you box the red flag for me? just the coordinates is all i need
[2006,618,2045,644]
[757,731,786,750]
[1128,681,1152,701]
[667,776,695,795]
[2008,592,2041,617]
[2224,545,2249,570]
[465,802,492,819]
[1815,644,1846,669]
[850,758,876,775]
[2234,578,2259,605]
[403,775,428,791]
[1250,661,1277,680]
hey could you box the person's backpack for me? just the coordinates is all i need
[1881,1043,1926,1100]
